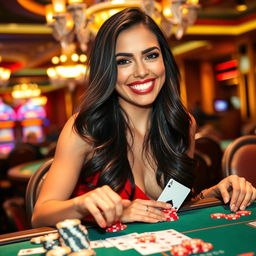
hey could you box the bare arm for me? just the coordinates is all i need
[32,115,89,227]
[32,115,131,228]
[189,115,256,211]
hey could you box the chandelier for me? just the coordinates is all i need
[45,0,200,52]
[0,67,11,87]
[46,43,87,89]
[12,83,41,99]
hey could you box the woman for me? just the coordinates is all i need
[32,7,256,229]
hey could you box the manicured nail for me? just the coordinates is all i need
[224,197,229,204]
[231,204,236,212]
[240,205,245,210]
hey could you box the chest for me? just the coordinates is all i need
[127,139,162,200]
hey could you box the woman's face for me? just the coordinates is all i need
[115,23,166,109]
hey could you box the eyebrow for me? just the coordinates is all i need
[115,46,160,57]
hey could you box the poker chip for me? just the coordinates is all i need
[181,238,204,254]
[105,221,127,232]
[210,213,226,219]
[46,246,71,256]
[201,242,213,252]
[69,249,96,256]
[41,233,60,250]
[236,210,251,216]
[225,214,240,220]
[30,235,45,244]
[170,244,190,256]
[162,208,179,222]
[56,219,91,251]
[136,234,156,243]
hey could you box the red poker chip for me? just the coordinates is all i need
[105,222,127,232]
[225,214,240,220]
[162,208,179,222]
[162,208,177,214]
[201,242,213,252]
[210,213,226,219]
[170,244,190,256]
[236,210,251,216]
[182,238,204,254]
[166,216,179,221]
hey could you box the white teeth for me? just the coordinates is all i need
[130,81,153,91]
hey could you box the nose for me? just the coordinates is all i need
[134,60,149,78]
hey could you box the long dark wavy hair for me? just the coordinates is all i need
[74,7,195,199]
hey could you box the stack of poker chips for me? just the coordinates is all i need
[170,238,213,256]
[161,208,179,221]
[30,219,95,256]
[41,233,61,250]
[56,219,91,252]
[210,210,251,220]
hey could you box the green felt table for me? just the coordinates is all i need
[1,201,256,256]
[7,159,48,182]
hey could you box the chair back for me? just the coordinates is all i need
[195,135,223,186]
[193,150,212,195]
[222,135,256,186]
[25,158,53,225]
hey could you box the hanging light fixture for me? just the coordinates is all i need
[45,0,201,52]
[0,56,11,87]
[0,67,11,87]
[46,43,87,89]
[12,83,41,99]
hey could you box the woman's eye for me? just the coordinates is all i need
[146,52,159,60]
[116,59,130,65]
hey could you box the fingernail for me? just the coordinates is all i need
[231,204,236,212]
[240,205,245,210]
[224,197,229,204]
[166,203,172,208]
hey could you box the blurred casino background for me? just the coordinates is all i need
[0,0,256,234]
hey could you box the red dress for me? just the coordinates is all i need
[73,171,149,200]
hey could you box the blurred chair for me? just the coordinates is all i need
[7,143,39,168]
[222,135,256,186]
[195,134,223,186]
[45,142,57,158]
[193,150,212,195]
[2,197,29,232]
[25,158,53,225]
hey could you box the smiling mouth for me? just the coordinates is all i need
[128,79,155,94]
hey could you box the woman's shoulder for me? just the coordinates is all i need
[57,113,93,154]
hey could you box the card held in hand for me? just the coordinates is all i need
[157,178,191,210]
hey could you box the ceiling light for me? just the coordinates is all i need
[45,0,201,52]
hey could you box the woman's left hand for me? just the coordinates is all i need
[204,175,256,212]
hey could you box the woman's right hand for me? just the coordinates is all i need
[73,185,131,228]
[121,199,172,223]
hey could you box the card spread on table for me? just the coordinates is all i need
[91,229,190,255]
[157,178,191,210]
[247,221,256,228]
[18,247,46,256]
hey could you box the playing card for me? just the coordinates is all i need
[18,247,46,256]
[150,229,190,246]
[106,232,138,250]
[102,240,115,248]
[247,221,256,228]
[157,178,191,210]
[133,229,190,255]
[132,238,170,255]
[90,240,105,248]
